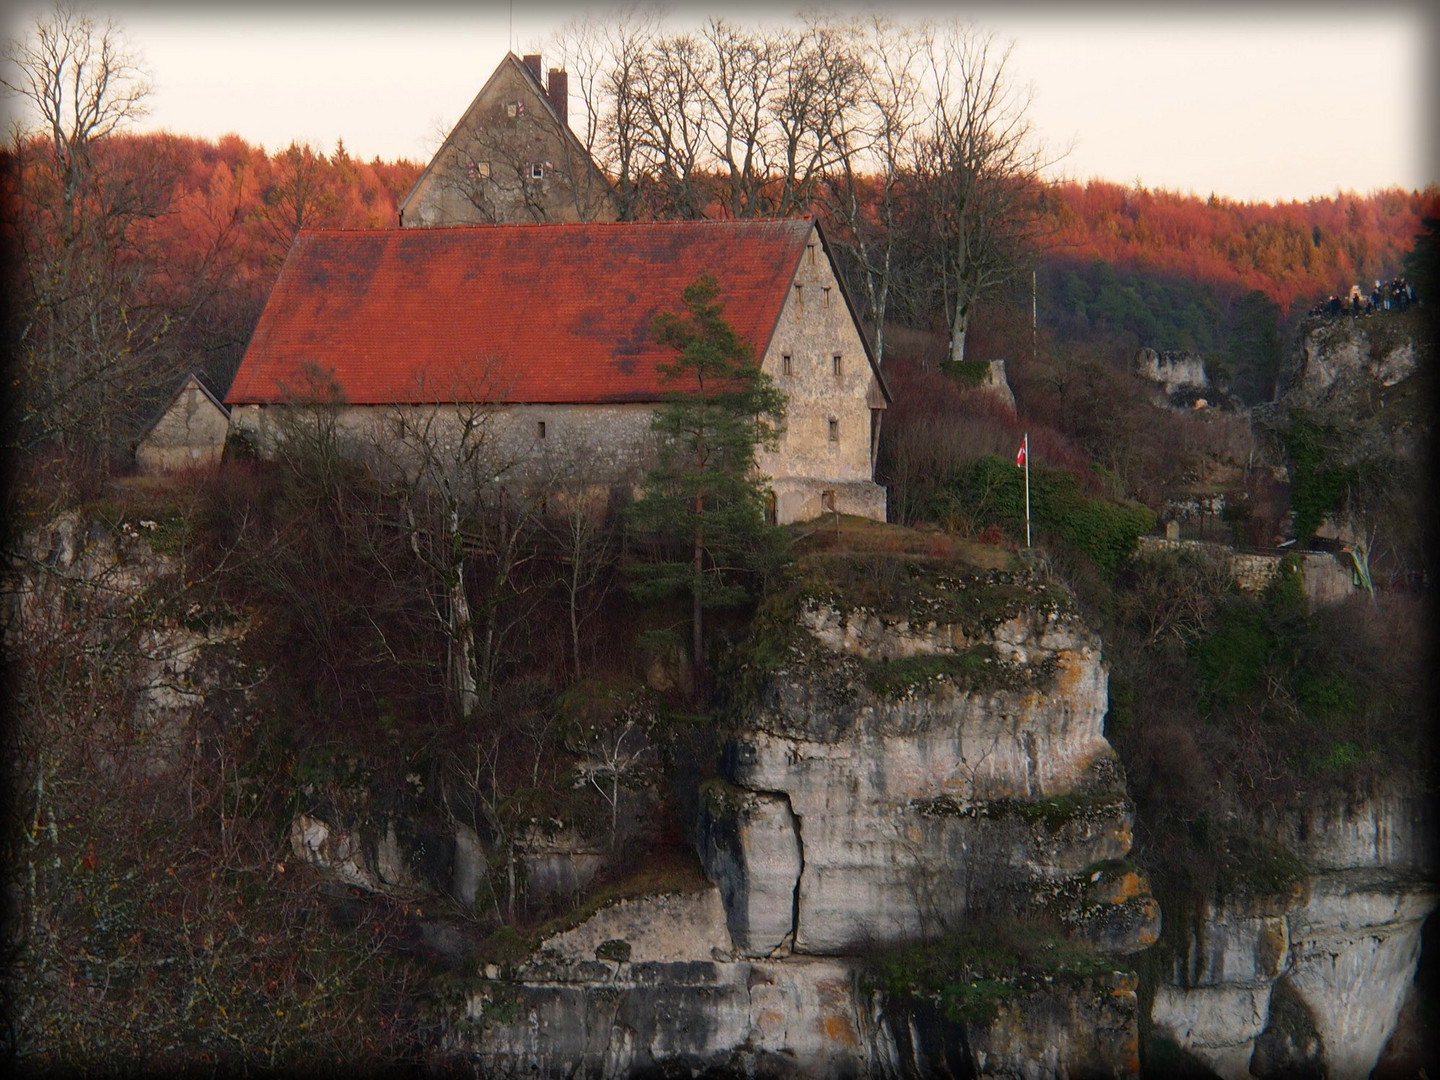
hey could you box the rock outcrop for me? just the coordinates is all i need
[446,557,1158,1077]
[1150,789,1435,1080]
[7,510,245,777]
[1132,347,1238,409]
[1279,315,1420,408]
[1134,348,1211,398]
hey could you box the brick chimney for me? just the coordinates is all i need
[521,53,543,82]
[547,68,568,126]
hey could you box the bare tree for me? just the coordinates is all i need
[564,700,658,848]
[1,2,151,233]
[551,6,661,221]
[919,22,1050,369]
[3,4,243,478]
[371,369,558,715]
[766,16,865,217]
[821,16,928,366]
[542,448,619,683]
[628,30,714,219]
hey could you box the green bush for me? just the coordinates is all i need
[1194,600,1269,708]
[1282,410,1354,541]
[946,358,992,386]
[933,456,1155,576]
[864,915,1112,1026]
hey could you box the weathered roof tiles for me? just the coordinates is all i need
[226,217,815,406]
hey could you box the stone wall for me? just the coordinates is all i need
[1136,536,1356,607]
[401,56,617,227]
[136,378,230,474]
[229,400,657,493]
[228,225,891,527]
[756,231,888,524]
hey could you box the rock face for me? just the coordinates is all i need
[1150,789,1435,1080]
[1133,347,1211,398]
[977,358,1018,412]
[713,586,1145,956]
[7,511,245,777]
[447,559,1158,1077]
[1279,316,1419,407]
[448,882,1144,1080]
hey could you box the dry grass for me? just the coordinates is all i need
[786,513,1015,570]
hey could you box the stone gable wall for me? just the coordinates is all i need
[136,380,230,473]
[401,60,617,226]
[756,234,887,523]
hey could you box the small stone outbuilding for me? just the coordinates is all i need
[225,216,889,524]
[134,373,231,474]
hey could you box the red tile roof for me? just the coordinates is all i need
[226,218,815,406]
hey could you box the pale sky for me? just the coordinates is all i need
[3,1,1434,204]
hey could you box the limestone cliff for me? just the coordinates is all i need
[1278,313,1421,410]
[445,555,1158,1078]
[1150,789,1435,1080]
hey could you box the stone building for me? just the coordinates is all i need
[399,52,618,227]
[134,373,231,474]
[225,217,889,524]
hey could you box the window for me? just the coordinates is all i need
[828,418,839,441]
[782,353,792,376]
[832,353,843,377]
[807,242,817,265]
[822,286,831,307]
[794,284,803,308]
[528,162,546,180]
[821,490,836,512]
[536,420,547,439]
[506,101,525,118]
[764,490,778,527]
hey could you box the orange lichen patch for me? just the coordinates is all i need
[1120,1034,1141,1076]
[1053,650,1090,698]
[1254,920,1287,977]
[1092,870,1146,905]
[821,1013,858,1047]
[1134,900,1161,948]
[817,978,859,1047]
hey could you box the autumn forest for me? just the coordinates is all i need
[6,127,1429,450]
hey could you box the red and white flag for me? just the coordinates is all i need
[1015,439,1027,468]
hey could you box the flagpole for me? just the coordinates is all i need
[1023,432,1031,548]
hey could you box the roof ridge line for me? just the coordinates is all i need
[295,215,816,237]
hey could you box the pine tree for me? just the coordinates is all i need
[627,275,787,698]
